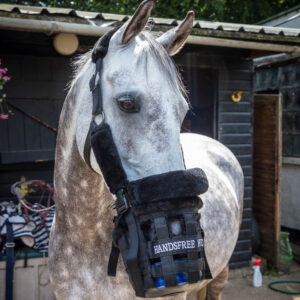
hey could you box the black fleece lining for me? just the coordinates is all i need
[132,196,202,216]
[91,26,120,62]
[128,168,208,205]
[91,122,128,194]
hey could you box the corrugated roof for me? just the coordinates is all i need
[257,4,300,25]
[0,4,300,43]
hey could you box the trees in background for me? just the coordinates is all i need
[4,0,299,24]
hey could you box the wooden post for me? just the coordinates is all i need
[197,286,207,300]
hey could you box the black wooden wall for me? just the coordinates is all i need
[0,53,72,202]
[176,46,253,269]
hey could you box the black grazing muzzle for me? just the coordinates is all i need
[87,28,212,298]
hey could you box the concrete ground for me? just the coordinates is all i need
[222,260,300,300]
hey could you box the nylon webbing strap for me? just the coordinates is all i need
[136,221,153,290]
[124,212,145,297]
[84,27,120,171]
[83,121,95,171]
[90,58,103,116]
[184,213,200,283]
[5,221,15,300]
[154,217,177,287]
[107,243,120,277]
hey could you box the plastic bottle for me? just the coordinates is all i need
[152,262,165,289]
[252,258,262,287]
[175,257,188,286]
[152,258,188,289]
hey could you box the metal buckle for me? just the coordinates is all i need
[5,242,15,248]
[92,112,105,125]
[116,189,129,215]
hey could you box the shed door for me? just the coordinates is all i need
[253,94,282,268]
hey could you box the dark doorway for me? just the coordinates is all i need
[180,67,217,138]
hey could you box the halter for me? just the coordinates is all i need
[83,26,120,169]
[84,27,211,298]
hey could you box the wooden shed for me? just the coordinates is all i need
[0,4,300,270]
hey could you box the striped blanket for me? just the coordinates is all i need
[0,202,55,254]
[30,203,55,253]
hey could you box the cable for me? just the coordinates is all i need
[18,198,55,212]
[268,280,300,295]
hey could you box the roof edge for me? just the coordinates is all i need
[256,4,300,25]
[0,16,299,54]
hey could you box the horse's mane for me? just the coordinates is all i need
[70,29,187,101]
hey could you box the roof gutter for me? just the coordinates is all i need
[0,16,299,54]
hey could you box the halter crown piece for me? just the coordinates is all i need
[85,28,212,298]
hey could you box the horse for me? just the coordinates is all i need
[49,0,244,299]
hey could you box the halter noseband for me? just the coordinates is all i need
[83,27,120,169]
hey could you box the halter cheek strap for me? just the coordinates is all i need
[83,27,120,171]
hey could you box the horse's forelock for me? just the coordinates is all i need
[70,28,188,104]
[137,31,188,102]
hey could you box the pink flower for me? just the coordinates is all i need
[3,76,10,81]
[0,114,8,120]
[0,68,7,74]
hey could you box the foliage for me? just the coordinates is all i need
[0,60,11,120]
[3,0,300,24]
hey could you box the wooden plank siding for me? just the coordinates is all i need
[177,47,253,268]
[0,53,71,202]
[218,55,253,269]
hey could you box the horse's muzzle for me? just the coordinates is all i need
[91,122,212,298]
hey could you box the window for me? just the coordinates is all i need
[179,66,217,138]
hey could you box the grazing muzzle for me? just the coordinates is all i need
[85,28,212,298]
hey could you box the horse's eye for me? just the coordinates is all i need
[117,96,140,113]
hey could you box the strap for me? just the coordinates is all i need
[124,212,145,297]
[83,58,102,171]
[90,58,103,116]
[184,213,200,283]
[153,217,177,287]
[83,121,95,171]
[91,26,120,63]
[107,243,120,276]
[83,26,121,169]
[5,221,15,300]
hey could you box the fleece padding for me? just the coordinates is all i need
[91,27,120,62]
[91,122,128,194]
[128,168,208,205]
[133,196,203,216]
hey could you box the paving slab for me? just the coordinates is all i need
[223,261,300,300]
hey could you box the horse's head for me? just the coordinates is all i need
[75,0,194,181]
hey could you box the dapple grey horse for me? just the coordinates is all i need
[49,1,243,299]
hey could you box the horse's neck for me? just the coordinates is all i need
[54,83,114,249]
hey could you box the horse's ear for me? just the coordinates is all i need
[121,0,156,44]
[157,11,194,56]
